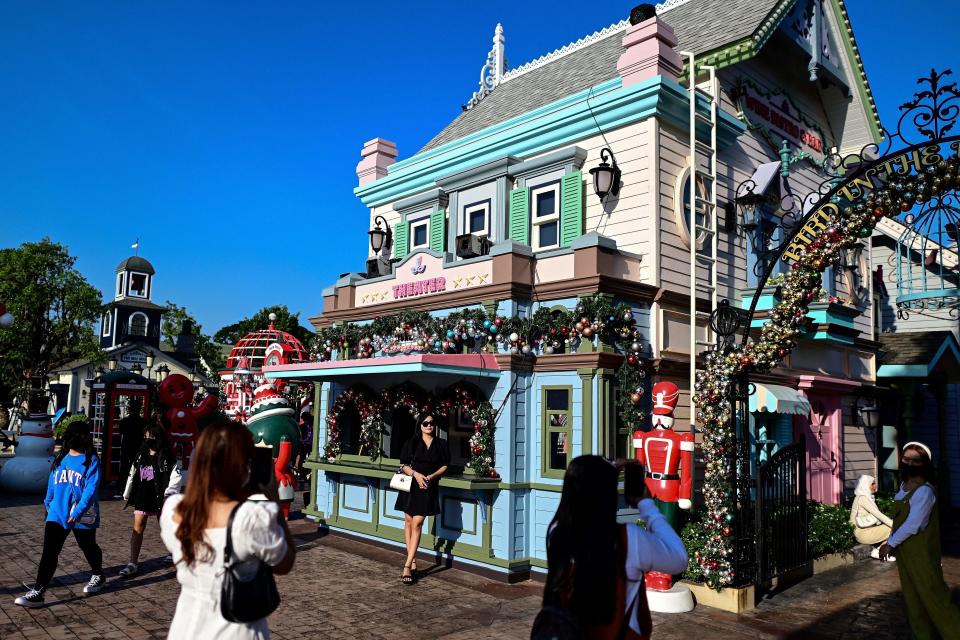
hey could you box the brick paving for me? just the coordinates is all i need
[0,487,957,639]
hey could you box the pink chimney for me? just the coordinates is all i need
[356,138,399,186]
[617,13,682,87]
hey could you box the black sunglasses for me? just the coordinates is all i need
[421,420,434,426]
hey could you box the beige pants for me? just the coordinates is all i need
[854,523,891,545]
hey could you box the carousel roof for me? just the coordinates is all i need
[223,324,309,372]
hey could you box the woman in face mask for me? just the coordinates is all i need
[878,442,960,638]
[118,423,183,578]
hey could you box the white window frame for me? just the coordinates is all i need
[409,215,430,250]
[674,166,710,250]
[116,273,126,298]
[530,182,561,251]
[127,271,150,299]
[462,199,491,238]
[102,313,112,337]
[128,312,149,336]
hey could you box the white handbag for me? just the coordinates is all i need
[856,513,880,528]
[390,469,412,493]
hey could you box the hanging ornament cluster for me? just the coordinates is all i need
[323,382,499,478]
[692,151,960,590]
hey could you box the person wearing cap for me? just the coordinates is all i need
[878,441,960,638]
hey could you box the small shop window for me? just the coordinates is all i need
[446,408,474,470]
[337,405,362,456]
[387,407,417,460]
[410,220,430,250]
[542,386,572,478]
[531,182,561,251]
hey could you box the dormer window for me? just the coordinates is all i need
[127,272,149,298]
[102,313,112,337]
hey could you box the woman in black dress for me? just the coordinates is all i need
[395,414,449,584]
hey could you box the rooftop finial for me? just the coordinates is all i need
[463,23,507,111]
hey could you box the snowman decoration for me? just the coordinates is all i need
[0,399,55,493]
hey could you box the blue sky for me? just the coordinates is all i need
[0,1,956,336]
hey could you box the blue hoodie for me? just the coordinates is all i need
[45,453,101,529]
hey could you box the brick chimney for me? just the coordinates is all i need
[617,11,682,87]
[356,138,398,185]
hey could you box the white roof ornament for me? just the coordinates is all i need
[463,23,506,111]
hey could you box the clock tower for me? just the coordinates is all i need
[100,255,166,350]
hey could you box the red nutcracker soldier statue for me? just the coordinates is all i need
[633,381,695,613]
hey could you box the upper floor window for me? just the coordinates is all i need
[675,167,713,256]
[531,182,561,251]
[463,199,490,237]
[128,272,148,298]
[129,312,148,337]
[116,273,125,296]
[102,313,112,337]
[542,386,572,478]
[410,219,430,250]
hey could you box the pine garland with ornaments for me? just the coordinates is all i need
[692,152,960,590]
[311,294,646,362]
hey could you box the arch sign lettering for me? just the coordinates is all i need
[692,69,960,588]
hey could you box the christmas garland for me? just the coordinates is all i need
[692,152,960,590]
[311,294,646,364]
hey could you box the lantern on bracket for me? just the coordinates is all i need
[854,394,881,429]
[589,147,621,201]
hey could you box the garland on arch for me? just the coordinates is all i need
[692,150,960,590]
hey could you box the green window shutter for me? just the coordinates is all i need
[560,171,583,247]
[429,209,446,252]
[509,187,530,245]
[394,221,409,260]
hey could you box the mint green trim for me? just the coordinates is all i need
[430,208,446,252]
[828,0,883,142]
[577,369,595,456]
[354,76,745,207]
[340,480,372,515]
[541,385,574,480]
[316,461,502,490]
[394,220,409,260]
[509,187,530,245]
[560,171,583,248]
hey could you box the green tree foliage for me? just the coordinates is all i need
[0,239,103,401]
[213,305,312,346]
[161,301,225,377]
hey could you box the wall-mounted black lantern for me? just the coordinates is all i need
[736,188,763,232]
[368,215,392,256]
[589,147,621,201]
[108,357,118,371]
[854,395,881,428]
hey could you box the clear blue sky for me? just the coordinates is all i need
[0,1,956,336]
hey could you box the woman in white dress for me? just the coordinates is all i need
[160,418,296,639]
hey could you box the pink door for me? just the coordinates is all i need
[801,396,841,505]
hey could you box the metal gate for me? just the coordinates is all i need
[755,435,808,586]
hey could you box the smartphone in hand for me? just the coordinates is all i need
[248,447,276,497]
[624,461,648,505]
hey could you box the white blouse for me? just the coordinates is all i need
[887,483,936,548]
[160,494,288,640]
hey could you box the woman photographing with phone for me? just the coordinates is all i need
[395,413,449,585]
[159,417,296,639]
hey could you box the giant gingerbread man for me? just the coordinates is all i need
[158,373,219,469]
[633,381,694,592]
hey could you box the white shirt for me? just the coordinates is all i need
[623,499,690,633]
[160,494,288,640]
[887,483,936,548]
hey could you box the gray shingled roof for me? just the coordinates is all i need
[419,0,783,153]
[116,255,156,274]
[878,331,958,366]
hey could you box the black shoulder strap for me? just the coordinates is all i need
[223,501,245,565]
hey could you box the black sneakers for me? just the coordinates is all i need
[14,587,45,608]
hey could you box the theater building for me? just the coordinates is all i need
[267,0,892,579]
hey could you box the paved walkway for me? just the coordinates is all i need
[0,489,956,639]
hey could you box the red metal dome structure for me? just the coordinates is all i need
[220,313,309,421]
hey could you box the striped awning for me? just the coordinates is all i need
[750,383,811,415]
